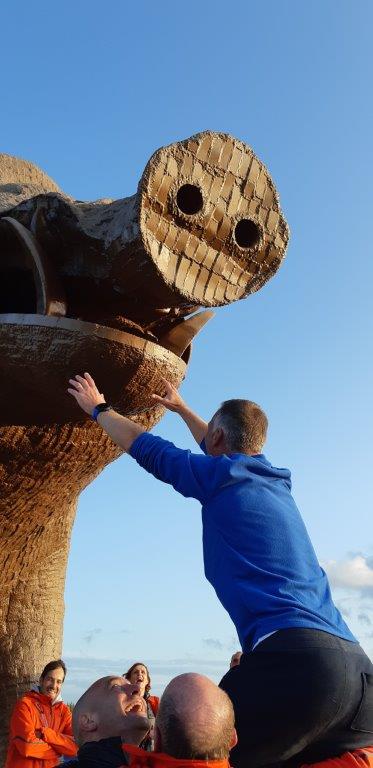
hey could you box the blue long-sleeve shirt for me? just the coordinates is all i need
[129,433,356,650]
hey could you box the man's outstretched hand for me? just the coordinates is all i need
[152,378,208,446]
[68,373,105,416]
[68,373,143,450]
[152,378,187,414]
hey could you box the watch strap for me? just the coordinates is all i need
[92,403,112,421]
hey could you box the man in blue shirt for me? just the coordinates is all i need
[68,373,373,768]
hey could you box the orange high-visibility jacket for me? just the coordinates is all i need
[301,747,373,768]
[5,689,77,768]
[123,743,230,768]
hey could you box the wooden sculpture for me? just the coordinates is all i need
[0,132,289,761]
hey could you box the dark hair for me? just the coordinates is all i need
[40,659,67,681]
[214,399,268,454]
[124,662,151,696]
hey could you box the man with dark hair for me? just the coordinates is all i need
[5,658,77,768]
[40,660,67,687]
[68,373,373,768]
[213,399,268,454]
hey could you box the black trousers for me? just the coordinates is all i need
[219,629,373,768]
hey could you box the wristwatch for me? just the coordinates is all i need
[91,403,112,422]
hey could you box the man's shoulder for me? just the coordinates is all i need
[15,690,37,706]
[123,744,230,767]
[11,690,40,717]
[79,736,125,767]
[130,432,211,463]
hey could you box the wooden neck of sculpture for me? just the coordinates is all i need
[0,420,122,765]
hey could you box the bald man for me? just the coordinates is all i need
[72,676,150,767]
[124,673,236,767]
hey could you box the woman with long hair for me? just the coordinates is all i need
[124,662,159,752]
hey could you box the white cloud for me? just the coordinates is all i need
[323,555,373,591]
[202,638,224,650]
[82,628,102,645]
[335,601,351,617]
[358,613,372,626]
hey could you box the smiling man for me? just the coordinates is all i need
[5,659,77,768]
[72,676,150,768]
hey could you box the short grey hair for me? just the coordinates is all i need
[213,398,268,454]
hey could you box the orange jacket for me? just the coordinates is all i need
[5,689,77,768]
[147,696,160,717]
[123,743,230,768]
[301,747,373,768]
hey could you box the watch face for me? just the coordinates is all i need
[93,404,110,420]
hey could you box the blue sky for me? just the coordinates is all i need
[2,0,373,702]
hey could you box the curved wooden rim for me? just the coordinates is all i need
[0,217,67,316]
[0,313,187,369]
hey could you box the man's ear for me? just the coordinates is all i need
[211,426,223,446]
[79,713,98,733]
[230,728,238,749]
[154,725,162,753]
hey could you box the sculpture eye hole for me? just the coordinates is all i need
[176,184,203,215]
[234,219,261,249]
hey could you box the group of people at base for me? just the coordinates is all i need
[5,657,373,768]
[5,659,159,768]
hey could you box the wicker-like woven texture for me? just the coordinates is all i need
[140,131,289,306]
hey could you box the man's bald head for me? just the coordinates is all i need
[155,673,236,760]
[73,675,149,747]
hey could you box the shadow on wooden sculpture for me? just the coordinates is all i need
[0,131,289,761]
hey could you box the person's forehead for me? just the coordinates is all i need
[133,664,147,673]
[106,675,129,687]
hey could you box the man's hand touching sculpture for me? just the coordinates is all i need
[68,373,208,451]
[68,373,105,415]
[68,373,144,452]
[151,378,208,446]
